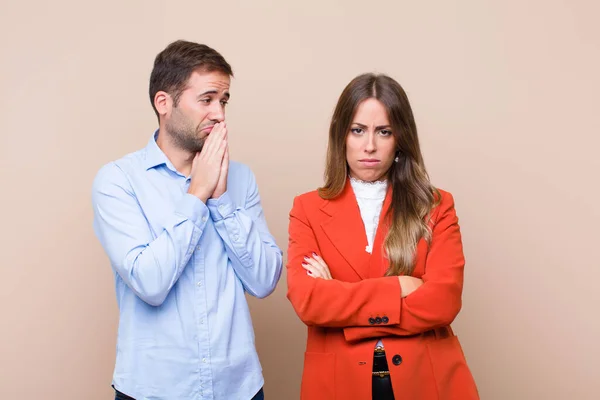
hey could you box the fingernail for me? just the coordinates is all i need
[312,252,318,257]
[307,271,312,275]
[301,263,307,267]
[304,256,310,261]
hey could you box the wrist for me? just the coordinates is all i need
[211,189,226,199]
[188,187,211,203]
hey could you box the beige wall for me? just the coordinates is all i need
[1,0,599,398]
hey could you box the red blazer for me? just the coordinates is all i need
[286,181,479,399]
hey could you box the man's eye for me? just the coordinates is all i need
[220,100,228,106]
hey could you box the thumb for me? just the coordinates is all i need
[191,152,200,168]
[222,146,229,169]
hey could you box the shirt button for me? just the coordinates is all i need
[218,205,224,211]
[233,234,239,241]
[201,216,207,222]
[202,358,207,363]
[197,281,202,287]
[200,319,204,325]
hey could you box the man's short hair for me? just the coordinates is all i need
[149,40,233,119]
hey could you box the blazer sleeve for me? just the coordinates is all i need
[286,195,402,328]
[343,191,465,341]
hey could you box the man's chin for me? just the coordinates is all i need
[188,143,204,153]
[176,137,204,153]
[189,139,205,153]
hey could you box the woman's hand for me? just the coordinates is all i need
[302,253,332,280]
[398,276,424,298]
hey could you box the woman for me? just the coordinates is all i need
[286,73,479,399]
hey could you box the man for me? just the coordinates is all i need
[92,40,282,400]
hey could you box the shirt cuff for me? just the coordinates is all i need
[207,191,236,221]
[176,193,210,228]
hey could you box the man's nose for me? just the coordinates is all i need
[209,103,225,122]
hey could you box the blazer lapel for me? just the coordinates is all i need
[320,180,370,279]
[368,186,393,278]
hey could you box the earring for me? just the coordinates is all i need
[394,156,399,163]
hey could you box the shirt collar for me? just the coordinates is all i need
[144,130,179,173]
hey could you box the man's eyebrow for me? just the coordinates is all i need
[197,90,230,99]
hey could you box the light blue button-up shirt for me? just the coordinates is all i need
[92,133,283,400]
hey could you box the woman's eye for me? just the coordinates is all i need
[379,130,392,136]
[350,128,364,135]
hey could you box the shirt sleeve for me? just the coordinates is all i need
[92,162,210,306]
[206,169,282,298]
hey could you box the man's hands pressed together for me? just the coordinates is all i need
[187,122,229,203]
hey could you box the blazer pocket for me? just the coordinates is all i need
[301,352,336,400]
[426,335,479,400]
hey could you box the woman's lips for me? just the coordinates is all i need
[359,159,380,167]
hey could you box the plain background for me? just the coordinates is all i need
[1,0,599,399]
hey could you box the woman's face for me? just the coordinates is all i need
[345,98,397,182]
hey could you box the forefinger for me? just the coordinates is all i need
[311,254,332,279]
[203,122,226,154]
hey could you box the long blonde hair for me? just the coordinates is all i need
[319,73,439,276]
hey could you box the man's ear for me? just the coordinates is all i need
[154,91,172,118]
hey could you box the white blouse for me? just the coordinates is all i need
[349,177,388,254]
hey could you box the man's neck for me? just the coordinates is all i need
[155,127,194,177]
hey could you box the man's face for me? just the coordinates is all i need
[164,70,231,153]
